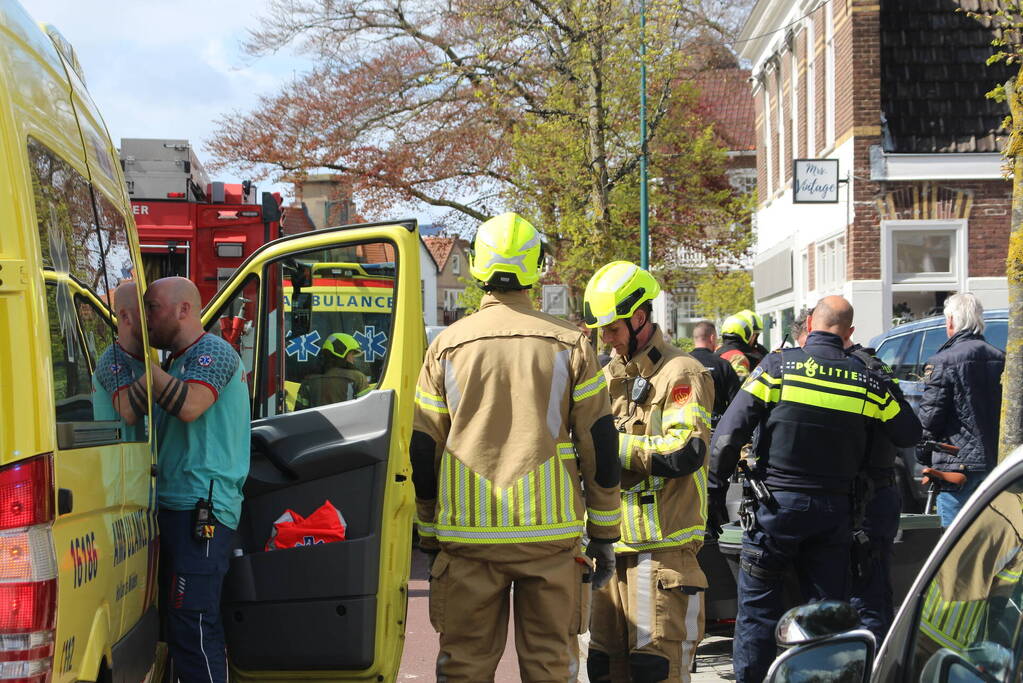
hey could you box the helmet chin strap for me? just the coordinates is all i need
[624,313,650,358]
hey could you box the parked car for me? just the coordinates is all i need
[868,309,1008,511]
[765,444,1023,682]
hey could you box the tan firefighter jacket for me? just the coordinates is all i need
[604,326,714,560]
[412,290,622,562]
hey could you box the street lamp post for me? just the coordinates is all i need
[639,0,649,270]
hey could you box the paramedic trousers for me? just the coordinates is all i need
[850,483,901,643]
[428,546,588,682]
[587,548,706,683]
[733,491,851,683]
[158,509,235,683]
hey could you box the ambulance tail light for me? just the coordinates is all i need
[0,458,52,531]
[0,456,57,683]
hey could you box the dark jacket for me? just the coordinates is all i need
[847,344,899,481]
[709,332,921,494]
[916,330,1005,473]
[689,346,742,427]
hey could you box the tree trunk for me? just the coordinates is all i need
[585,10,611,237]
[1000,67,1023,461]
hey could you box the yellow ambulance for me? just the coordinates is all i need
[1,1,420,681]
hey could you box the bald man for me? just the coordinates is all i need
[92,282,147,432]
[144,277,249,683]
[708,295,921,682]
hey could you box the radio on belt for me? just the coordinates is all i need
[193,480,216,541]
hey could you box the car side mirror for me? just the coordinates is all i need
[776,600,862,646]
[922,646,1010,682]
[766,631,875,683]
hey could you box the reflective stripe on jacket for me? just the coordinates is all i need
[604,327,714,554]
[710,331,922,494]
[411,290,621,561]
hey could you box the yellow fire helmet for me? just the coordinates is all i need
[582,261,661,329]
[738,309,763,333]
[721,314,754,344]
[467,212,543,289]
[323,332,363,359]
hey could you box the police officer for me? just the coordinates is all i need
[689,321,741,428]
[582,262,714,683]
[715,313,763,381]
[846,341,903,643]
[409,213,622,682]
[708,296,921,683]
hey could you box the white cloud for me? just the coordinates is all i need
[23,0,308,197]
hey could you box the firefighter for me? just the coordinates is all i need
[714,313,762,381]
[708,295,921,683]
[738,309,769,358]
[582,261,714,683]
[295,332,369,409]
[409,212,622,682]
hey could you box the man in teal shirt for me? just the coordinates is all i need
[92,282,148,442]
[140,277,249,683]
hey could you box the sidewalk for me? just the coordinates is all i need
[398,551,735,681]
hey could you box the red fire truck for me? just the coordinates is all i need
[119,138,284,306]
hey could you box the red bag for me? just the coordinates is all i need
[265,500,347,550]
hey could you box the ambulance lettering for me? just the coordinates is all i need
[112,509,151,566]
[115,573,139,601]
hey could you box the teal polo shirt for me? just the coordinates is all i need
[92,343,147,441]
[155,333,250,529]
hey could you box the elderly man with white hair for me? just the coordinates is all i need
[916,293,1005,526]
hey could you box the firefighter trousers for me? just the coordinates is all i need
[588,548,706,682]
[428,547,589,682]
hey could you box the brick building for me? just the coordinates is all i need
[741,0,1012,346]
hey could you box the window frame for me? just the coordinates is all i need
[882,220,968,330]
[806,16,817,156]
[205,239,404,420]
[824,0,835,149]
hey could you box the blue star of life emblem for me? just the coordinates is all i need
[354,325,388,362]
[286,330,322,362]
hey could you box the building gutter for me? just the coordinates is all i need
[869,146,1007,181]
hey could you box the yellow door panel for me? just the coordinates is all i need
[203,222,422,681]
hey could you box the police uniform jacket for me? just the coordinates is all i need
[709,331,922,495]
[604,326,714,561]
[410,289,622,561]
[847,344,900,482]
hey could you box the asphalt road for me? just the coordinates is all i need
[398,551,736,681]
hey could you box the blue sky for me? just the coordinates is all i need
[25,0,310,201]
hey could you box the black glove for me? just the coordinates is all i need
[585,540,616,590]
[707,489,729,538]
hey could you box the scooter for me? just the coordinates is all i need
[918,440,965,514]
